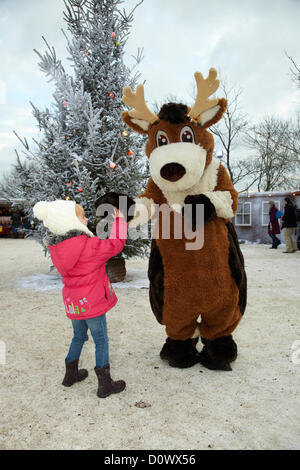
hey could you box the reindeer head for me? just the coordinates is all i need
[121,68,227,193]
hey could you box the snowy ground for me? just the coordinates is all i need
[0,238,300,450]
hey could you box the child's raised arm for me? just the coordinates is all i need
[93,215,128,263]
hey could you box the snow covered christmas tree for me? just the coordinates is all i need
[12,0,149,262]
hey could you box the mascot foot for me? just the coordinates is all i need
[160,337,200,368]
[199,335,237,371]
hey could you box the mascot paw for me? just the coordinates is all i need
[183,194,217,229]
[199,335,237,371]
[95,192,136,223]
[160,337,200,368]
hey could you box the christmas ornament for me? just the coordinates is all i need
[63,101,68,107]
[110,162,116,169]
[122,130,128,137]
[84,50,89,55]
[111,32,116,38]
[44,145,48,150]
[65,196,70,200]
[78,188,83,192]
[115,42,119,46]
[128,150,133,156]
[109,92,115,99]
[67,182,71,186]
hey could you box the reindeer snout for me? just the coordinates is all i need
[150,142,206,191]
[160,163,186,182]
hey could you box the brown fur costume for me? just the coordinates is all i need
[121,69,247,370]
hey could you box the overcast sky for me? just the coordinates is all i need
[1,0,300,180]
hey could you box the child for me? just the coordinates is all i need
[33,198,128,398]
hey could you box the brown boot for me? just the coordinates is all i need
[62,359,88,387]
[94,365,126,398]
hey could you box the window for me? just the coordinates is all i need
[262,201,280,226]
[235,201,251,226]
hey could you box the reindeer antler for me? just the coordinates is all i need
[122,84,158,124]
[188,68,220,119]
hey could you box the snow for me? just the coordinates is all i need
[16,269,149,291]
[1,238,300,450]
[113,269,149,289]
[16,274,63,291]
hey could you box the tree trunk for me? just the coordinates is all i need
[105,258,126,283]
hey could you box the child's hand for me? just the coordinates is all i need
[113,207,124,218]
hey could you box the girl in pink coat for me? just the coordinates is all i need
[33,198,128,398]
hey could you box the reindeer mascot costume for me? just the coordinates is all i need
[120,68,247,371]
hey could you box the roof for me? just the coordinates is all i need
[239,190,300,198]
[0,197,26,205]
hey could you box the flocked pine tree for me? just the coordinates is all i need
[11,0,149,264]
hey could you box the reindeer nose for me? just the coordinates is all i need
[160,163,186,182]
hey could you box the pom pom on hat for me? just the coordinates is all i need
[33,201,50,221]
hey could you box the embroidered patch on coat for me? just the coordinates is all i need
[64,297,90,315]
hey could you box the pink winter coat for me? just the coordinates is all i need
[47,217,128,320]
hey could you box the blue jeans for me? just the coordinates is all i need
[66,314,109,369]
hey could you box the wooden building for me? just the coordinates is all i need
[233,190,300,246]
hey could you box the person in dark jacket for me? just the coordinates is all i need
[11,210,21,238]
[281,197,297,253]
[268,201,281,249]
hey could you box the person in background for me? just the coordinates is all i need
[22,212,32,231]
[268,201,281,249]
[11,209,21,238]
[281,197,297,253]
[0,209,6,236]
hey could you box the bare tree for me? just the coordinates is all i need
[189,76,252,189]
[289,112,300,161]
[210,80,249,181]
[152,94,180,114]
[285,50,300,88]
[246,50,300,191]
[209,79,249,184]
[283,51,300,161]
[244,116,298,191]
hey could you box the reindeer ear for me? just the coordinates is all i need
[200,98,227,129]
[121,111,150,135]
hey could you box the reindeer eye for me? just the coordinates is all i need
[180,126,195,143]
[156,130,169,147]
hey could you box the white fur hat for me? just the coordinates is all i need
[33,200,94,236]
